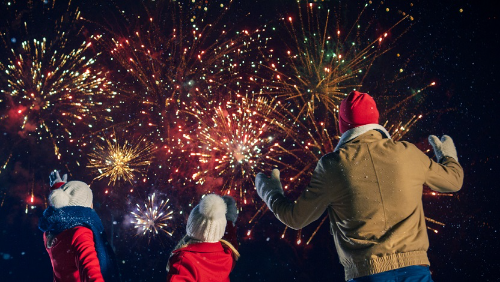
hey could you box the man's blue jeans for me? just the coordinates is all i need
[348,266,434,282]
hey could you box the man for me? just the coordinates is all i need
[255,91,464,281]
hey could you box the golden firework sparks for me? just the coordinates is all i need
[0,0,117,159]
[87,134,155,185]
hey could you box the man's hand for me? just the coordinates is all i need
[428,135,458,162]
[255,169,284,211]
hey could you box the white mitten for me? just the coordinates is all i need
[428,135,458,162]
[49,170,67,188]
[255,169,284,211]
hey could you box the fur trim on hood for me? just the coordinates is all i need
[334,124,391,152]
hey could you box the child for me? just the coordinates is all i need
[166,194,239,282]
[38,171,120,282]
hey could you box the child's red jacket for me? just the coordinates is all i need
[166,241,235,282]
[167,224,238,282]
[44,226,104,282]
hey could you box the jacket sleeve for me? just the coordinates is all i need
[420,153,464,192]
[72,227,105,282]
[166,253,197,282]
[271,157,333,230]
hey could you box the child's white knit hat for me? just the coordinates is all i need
[186,194,227,242]
[49,181,93,208]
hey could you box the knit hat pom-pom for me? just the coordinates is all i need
[199,194,227,219]
[49,188,70,208]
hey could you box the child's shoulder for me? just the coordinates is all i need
[174,241,225,253]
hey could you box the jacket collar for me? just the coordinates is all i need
[173,242,224,254]
[334,124,391,152]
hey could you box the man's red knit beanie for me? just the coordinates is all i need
[339,91,379,133]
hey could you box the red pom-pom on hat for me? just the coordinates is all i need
[339,91,379,133]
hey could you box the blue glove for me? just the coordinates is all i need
[222,195,238,224]
[428,135,458,162]
[49,170,67,187]
[255,169,284,212]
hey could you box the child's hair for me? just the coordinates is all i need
[220,239,240,261]
[166,235,240,271]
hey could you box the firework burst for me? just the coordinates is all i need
[131,192,173,238]
[0,0,117,159]
[87,133,155,186]
[183,94,298,204]
[102,0,256,143]
[253,2,412,124]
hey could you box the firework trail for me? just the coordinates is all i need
[381,82,437,140]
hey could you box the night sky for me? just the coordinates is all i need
[0,0,498,281]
